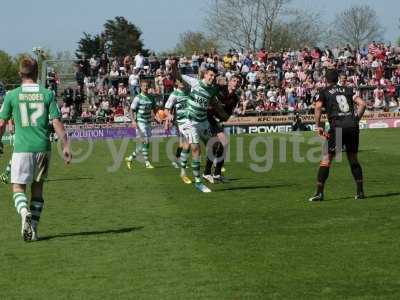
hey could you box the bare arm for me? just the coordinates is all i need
[52,118,72,164]
[353,96,366,120]
[314,100,323,128]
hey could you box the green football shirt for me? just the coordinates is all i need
[0,84,61,153]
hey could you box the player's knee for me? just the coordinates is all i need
[12,183,26,194]
[320,161,331,168]
[31,181,44,198]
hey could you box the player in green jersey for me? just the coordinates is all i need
[0,57,71,242]
[125,81,158,169]
[164,79,192,184]
[180,67,229,193]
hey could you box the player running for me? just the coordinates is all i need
[203,74,241,184]
[164,80,192,184]
[0,57,71,241]
[125,81,158,169]
[180,67,229,193]
[309,69,366,202]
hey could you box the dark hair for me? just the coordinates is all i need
[325,69,338,84]
[205,66,218,74]
[19,56,38,81]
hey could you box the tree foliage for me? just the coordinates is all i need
[76,33,103,59]
[103,16,146,57]
[332,5,383,49]
[0,50,20,85]
[76,16,146,58]
[175,31,219,55]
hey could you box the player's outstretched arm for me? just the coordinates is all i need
[353,96,366,120]
[53,118,72,164]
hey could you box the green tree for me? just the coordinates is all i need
[76,32,103,59]
[103,16,146,57]
[0,50,19,85]
[175,31,219,56]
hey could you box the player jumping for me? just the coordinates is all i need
[180,67,229,193]
[309,69,366,202]
[203,74,241,184]
[0,56,71,241]
[125,81,158,169]
[164,79,192,184]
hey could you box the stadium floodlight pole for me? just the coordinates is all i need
[33,47,44,84]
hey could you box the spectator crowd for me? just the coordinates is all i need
[54,42,400,123]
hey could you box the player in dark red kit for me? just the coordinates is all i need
[203,75,242,183]
[309,69,366,201]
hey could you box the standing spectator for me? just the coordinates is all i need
[128,68,140,98]
[123,55,132,74]
[75,67,85,95]
[109,66,120,89]
[191,51,200,74]
[134,51,144,70]
[162,73,175,103]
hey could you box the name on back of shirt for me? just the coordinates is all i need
[19,93,44,101]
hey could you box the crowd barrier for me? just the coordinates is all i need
[1,112,399,144]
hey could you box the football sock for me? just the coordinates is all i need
[5,161,11,175]
[180,149,189,173]
[204,158,213,176]
[214,143,225,176]
[142,143,150,162]
[175,147,182,160]
[14,192,28,217]
[316,166,330,194]
[192,158,201,182]
[30,197,44,230]
[350,162,364,194]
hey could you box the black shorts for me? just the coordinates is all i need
[208,118,224,136]
[327,127,359,154]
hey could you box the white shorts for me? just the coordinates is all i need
[181,120,210,145]
[11,152,51,185]
[136,122,152,140]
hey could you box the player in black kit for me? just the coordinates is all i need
[309,69,366,201]
[203,75,241,183]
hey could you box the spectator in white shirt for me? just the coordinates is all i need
[134,52,145,69]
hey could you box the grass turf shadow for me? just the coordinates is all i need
[328,192,400,202]
[39,226,144,241]
[215,183,296,192]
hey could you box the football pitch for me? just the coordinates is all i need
[1,129,400,299]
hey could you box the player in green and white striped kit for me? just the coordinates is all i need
[125,81,157,169]
[180,67,229,193]
[164,79,192,184]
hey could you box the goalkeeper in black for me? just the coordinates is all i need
[309,69,366,201]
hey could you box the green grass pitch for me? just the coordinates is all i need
[0,129,400,299]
